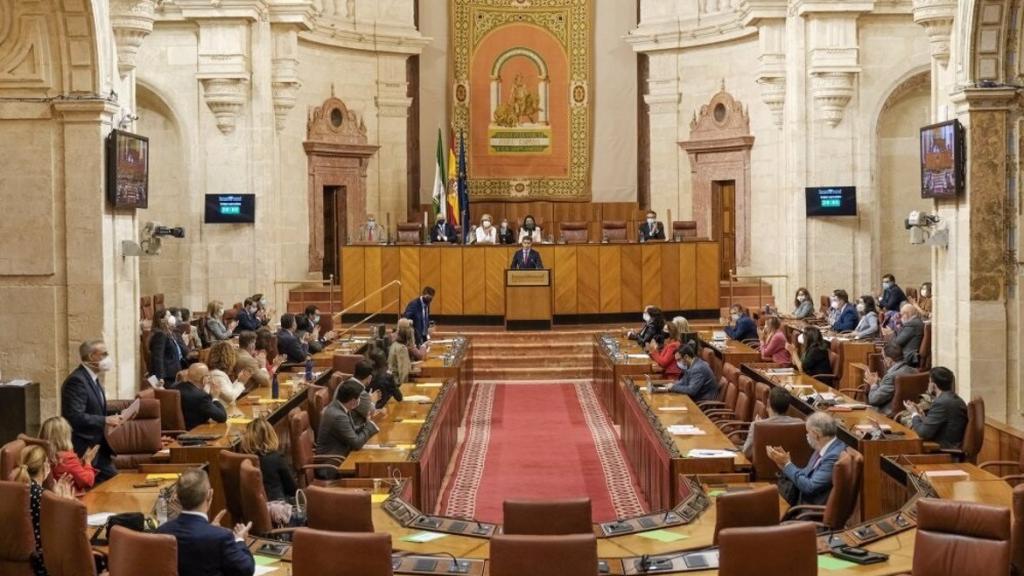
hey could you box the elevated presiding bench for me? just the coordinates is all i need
[341,242,721,319]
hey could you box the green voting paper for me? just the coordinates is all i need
[253,555,279,566]
[707,489,726,498]
[401,531,449,543]
[637,530,689,543]
[818,555,859,570]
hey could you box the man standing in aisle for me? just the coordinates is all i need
[404,287,435,346]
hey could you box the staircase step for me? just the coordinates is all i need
[471,342,594,356]
[472,366,596,381]
[472,353,592,369]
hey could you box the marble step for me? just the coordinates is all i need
[471,341,594,354]
[472,352,593,368]
[472,365,596,381]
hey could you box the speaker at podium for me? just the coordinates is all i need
[505,269,552,331]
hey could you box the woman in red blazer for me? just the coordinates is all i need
[759,316,792,366]
[39,416,97,492]
[648,322,683,378]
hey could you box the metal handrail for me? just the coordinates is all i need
[727,269,788,314]
[335,298,401,340]
[332,280,402,321]
[274,276,335,316]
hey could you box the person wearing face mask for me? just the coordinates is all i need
[759,316,792,365]
[205,300,238,342]
[627,305,666,347]
[863,342,915,415]
[829,289,859,332]
[903,367,968,449]
[724,305,758,343]
[497,218,516,244]
[852,295,880,339]
[890,302,925,366]
[234,330,271,389]
[234,297,263,333]
[767,411,845,506]
[431,213,458,244]
[667,342,719,401]
[518,214,543,244]
[296,305,335,355]
[149,308,187,386]
[647,321,683,378]
[171,363,228,430]
[363,214,384,243]
[791,288,814,319]
[786,326,831,377]
[911,282,932,318]
[638,210,665,242]
[61,339,122,482]
[877,273,907,314]
[403,286,435,346]
[474,213,497,244]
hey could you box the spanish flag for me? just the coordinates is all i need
[446,128,460,227]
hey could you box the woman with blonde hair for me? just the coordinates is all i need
[396,318,427,360]
[14,445,75,576]
[39,416,97,492]
[388,327,414,384]
[474,213,498,244]
[238,418,297,506]
[205,300,236,342]
[207,340,250,406]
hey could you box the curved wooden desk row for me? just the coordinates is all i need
[341,242,721,318]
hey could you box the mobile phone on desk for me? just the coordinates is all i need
[256,541,289,557]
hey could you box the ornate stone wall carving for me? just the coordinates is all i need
[110,0,156,77]
[911,0,956,65]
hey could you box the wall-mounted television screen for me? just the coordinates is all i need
[920,119,964,199]
[106,130,149,209]
[805,187,857,217]
[205,194,255,224]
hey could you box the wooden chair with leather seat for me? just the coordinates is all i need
[712,379,757,446]
[670,220,698,240]
[107,525,177,576]
[912,498,1011,576]
[489,534,598,576]
[332,354,363,376]
[304,383,330,437]
[326,372,347,398]
[889,371,930,416]
[218,451,258,525]
[239,459,297,539]
[751,421,813,482]
[502,498,592,535]
[138,388,188,436]
[600,220,628,242]
[40,491,97,576]
[785,449,863,531]
[305,486,374,532]
[291,528,393,576]
[287,411,346,488]
[699,346,723,382]
[558,221,589,244]
[815,349,842,388]
[696,376,736,416]
[753,382,771,419]
[396,223,422,245]
[0,481,35,575]
[105,398,163,469]
[1,438,28,481]
[943,396,984,464]
[917,322,932,370]
[713,485,780,544]
[718,522,817,576]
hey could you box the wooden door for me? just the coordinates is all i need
[323,186,346,284]
[711,180,736,280]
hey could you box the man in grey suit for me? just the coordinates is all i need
[892,303,924,366]
[339,359,378,427]
[865,342,916,416]
[904,367,968,449]
[315,380,380,479]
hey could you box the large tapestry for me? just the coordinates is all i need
[450,0,593,201]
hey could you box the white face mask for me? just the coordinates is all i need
[797,333,805,345]
[797,294,806,302]
[96,356,114,372]
[313,314,321,325]
[856,303,866,313]
[368,220,375,226]
[501,222,509,230]
[920,289,929,297]
[731,313,740,321]
[647,218,655,225]
[676,360,686,370]
[482,220,491,228]
[166,315,177,327]
[643,312,651,322]
[830,300,840,310]
[806,434,816,450]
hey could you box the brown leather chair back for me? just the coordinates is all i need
[752,422,812,482]
[502,498,592,535]
[40,491,95,576]
[819,295,830,316]
[918,322,932,370]
[292,528,393,576]
[0,481,34,576]
[147,388,187,433]
[396,223,422,245]
[327,372,347,398]
[890,371,929,415]
[1013,484,1024,574]
[721,362,741,388]
[332,355,363,375]
[304,384,328,436]
[153,293,165,312]
[719,522,817,576]
[140,296,154,321]
[306,486,374,532]
[753,382,771,419]
[671,220,698,240]
[601,220,627,242]
[823,449,863,530]
[905,287,919,301]
[489,534,598,576]
[239,458,274,536]
[913,498,1011,576]
[288,413,319,487]
[106,398,163,469]
[218,451,258,524]
[107,525,177,576]
[963,396,985,463]
[732,377,754,423]
[559,221,589,244]
[713,485,780,544]
[0,439,26,481]
[700,347,722,381]
[826,350,841,381]
[867,352,886,379]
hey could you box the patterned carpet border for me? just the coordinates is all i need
[440,382,495,518]
[573,382,648,518]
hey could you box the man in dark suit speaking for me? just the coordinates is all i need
[403,286,435,346]
[510,237,543,270]
[61,340,120,482]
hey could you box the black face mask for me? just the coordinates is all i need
[423,297,432,305]
[524,222,535,231]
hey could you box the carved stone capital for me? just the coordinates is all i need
[810,70,857,127]
[756,75,786,127]
[911,0,956,65]
[110,0,156,77]
[272,79,301,131]
[199,77,249,133]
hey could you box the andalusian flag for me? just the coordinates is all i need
[446,128,460,226]
[431,129,445,218]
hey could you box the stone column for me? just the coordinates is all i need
[742,1,788,128]
[932,87,1018,419]
[644,52,683,219]
[55,100,139,402]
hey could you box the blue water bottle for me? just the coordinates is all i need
[305,359,314,383]
[271,372,279,399]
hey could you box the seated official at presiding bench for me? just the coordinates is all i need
[510,237,543,270]
[767,412,844,506]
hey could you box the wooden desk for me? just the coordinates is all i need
[505,269,552,329]
[698,331,763,367]
[593,335,657,425]
[341,242,721,318]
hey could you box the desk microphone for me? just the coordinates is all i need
[427,552,470,574]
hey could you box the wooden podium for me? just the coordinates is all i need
[505,269,552,330]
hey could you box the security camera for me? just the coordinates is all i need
[905,211,947,248]
[137,221,185,256]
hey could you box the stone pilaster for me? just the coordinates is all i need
[741,1,788,128]
[269,2,315,132]
[195,19,253,134]
[110,0,156,78]
[374,53,413,230]
[911,0,956,66]
[797,1,873,127]
[643,53,684,219]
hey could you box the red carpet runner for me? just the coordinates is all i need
[438,382,648,523]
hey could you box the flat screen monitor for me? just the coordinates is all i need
[920,120,964,199]
[204,194,255,224]
[805,187,857,217]
[106,130,149,209]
